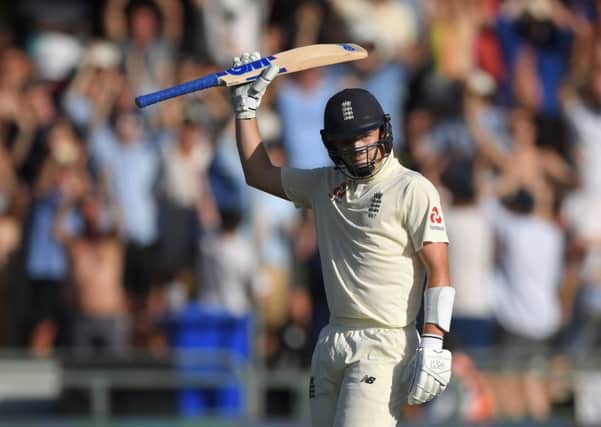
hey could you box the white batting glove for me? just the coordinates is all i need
[407,338,452,405]
[231,52,279,119]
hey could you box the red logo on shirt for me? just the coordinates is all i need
[329,182,347,201]
[429,207,443,224]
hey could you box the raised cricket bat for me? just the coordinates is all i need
[135,43,367,108]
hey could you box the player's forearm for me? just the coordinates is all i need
[424,279,452,339]
[423,322,445,337]
[230,60,286,198]
[235,118,275,189]
[419,243,454,341]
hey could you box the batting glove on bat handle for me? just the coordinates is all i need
[231,52,278,120]
[407,347,452,405]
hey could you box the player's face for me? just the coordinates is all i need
[335,128,383,167]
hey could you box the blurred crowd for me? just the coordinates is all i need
[0,0,601,423]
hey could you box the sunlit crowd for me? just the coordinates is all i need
[0,0,600,423]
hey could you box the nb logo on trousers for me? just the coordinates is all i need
[361,375,376,384]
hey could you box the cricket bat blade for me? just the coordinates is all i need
[135,43,367,108]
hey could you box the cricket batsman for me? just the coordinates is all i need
[230,53,455,427]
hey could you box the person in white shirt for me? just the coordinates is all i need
[483,188,564,420]
[229,54,455,426]
[441,159,496,350]
[197,205,264,316]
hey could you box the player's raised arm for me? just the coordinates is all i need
[230,53,288,200]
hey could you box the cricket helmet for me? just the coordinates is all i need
[320,88,393,178]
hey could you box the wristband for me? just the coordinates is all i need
[421,334,444,350]
[424,286,455,333]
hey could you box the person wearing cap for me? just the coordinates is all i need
[230,53,455,426]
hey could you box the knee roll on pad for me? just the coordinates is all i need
[424,286,455,333]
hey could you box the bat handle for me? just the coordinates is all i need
[135,73,221,108]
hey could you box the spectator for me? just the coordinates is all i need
[0,144,20,272]
[0,144,21,345]
[563,41,601,197]
[483,187,564,420]
[25,119,88,356]
[464,69,512,157]
[473,107,572,219]
[196,200,265,316]
[291,209,327,368]
[196,0,267,67]
[495,0,588,115]
[425,0,478,81]
[207,121,249,219]
[55,192,129,355]
[14,80,59,189]
[441,159,496,352]
[88,89,162,344]
[250,142,299,364]
[559,41,601,358]
[276,68,346,168]
[157,109,216,283]
[104,0,181,97]
[346,18,412,152]
[331,0,419,63]
[62,40,123,133]
[0,47,35,172]
[411,76,476,184]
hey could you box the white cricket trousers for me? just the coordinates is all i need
[309,321,419,427]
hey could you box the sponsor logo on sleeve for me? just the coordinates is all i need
[429,207,445,231]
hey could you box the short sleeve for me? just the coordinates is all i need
[281,167,323,209]
[403,176,449,251]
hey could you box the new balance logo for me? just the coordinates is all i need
[368,192,383,218]
[309,377,315,399]
[341,100,354,120]
[361,375,376,384]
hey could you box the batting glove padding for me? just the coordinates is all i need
[231,52,278,119]
[407,347,452,405]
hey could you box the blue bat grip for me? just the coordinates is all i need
[135,73,220,108]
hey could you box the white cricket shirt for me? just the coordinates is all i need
[282,155,449,328]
